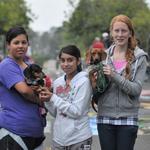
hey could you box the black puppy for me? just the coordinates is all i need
[24,64,47,125]
[24,64,46,87]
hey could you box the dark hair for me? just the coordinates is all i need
[59,45,82,72]
[5,26,29,44]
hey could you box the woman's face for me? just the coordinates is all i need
[59,52,80,76]
[111,21,131,47]
[7,34,28,60]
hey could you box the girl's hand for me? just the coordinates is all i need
[103,64,113,76]
[39,87,52,102]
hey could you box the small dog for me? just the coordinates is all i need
[90,47,107,65]
[86,47,109,112]
[87,46,107,80]
[85,41,106,65]
[24,64,46,87]
[24,64,49,125]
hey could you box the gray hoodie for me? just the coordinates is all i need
[46,71,92,146]
[97,46,148,118]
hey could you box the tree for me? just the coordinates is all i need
[0,0,33,55]
[0,0,32,32]
[57,0,150,55]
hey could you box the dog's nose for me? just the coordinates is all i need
[94,59,99,65]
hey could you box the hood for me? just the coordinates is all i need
[71,71,88,84]
[134,46,149,60]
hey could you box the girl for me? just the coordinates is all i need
[40,45,93,150]
[96,14,148,150]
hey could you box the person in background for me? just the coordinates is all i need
[102,32,112,49]
[0,26,45,150]
[39,45,93,150]
[92,37,105,50]
[94,14,148,150]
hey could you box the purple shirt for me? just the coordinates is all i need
[0,57,44,137]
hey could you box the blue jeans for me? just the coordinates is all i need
[97,124,138,150]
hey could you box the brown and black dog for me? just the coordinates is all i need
[86,44,109,112]
[86,41,107,65]
[90,47,107,65]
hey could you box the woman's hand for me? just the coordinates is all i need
[38,87,53,102]
[103,64,113,77]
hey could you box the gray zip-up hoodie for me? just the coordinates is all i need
[97,46,148,118]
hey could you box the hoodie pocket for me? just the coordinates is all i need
[98,84,116,108]
[75,116,88,130]
[120,93,139,110]
[54,116,75,139]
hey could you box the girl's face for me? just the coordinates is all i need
[7,34,28,60]
[111,21,131,47]
[59,52,80,77]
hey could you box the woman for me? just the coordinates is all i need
[95,14,148,150]
[0,26,45,150]
[40,45,93,150]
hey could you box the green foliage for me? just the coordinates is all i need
[32,52,51,66]
[55,0,150,55]
[0,0,32,32]
[132,10,150,51]
[0,0,33,55]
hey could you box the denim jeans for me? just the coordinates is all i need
[97,124,138,150]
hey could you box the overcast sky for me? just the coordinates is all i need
[25,0,75,32]
[25,0,150,33]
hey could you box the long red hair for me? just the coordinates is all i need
[110,14,137,79]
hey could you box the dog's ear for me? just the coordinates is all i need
[100,51,107,61]
[85,49,92,65]
[24,66,32,78]
[90,57,94,64]
[24,64,42,79]
[30,64,42,73]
